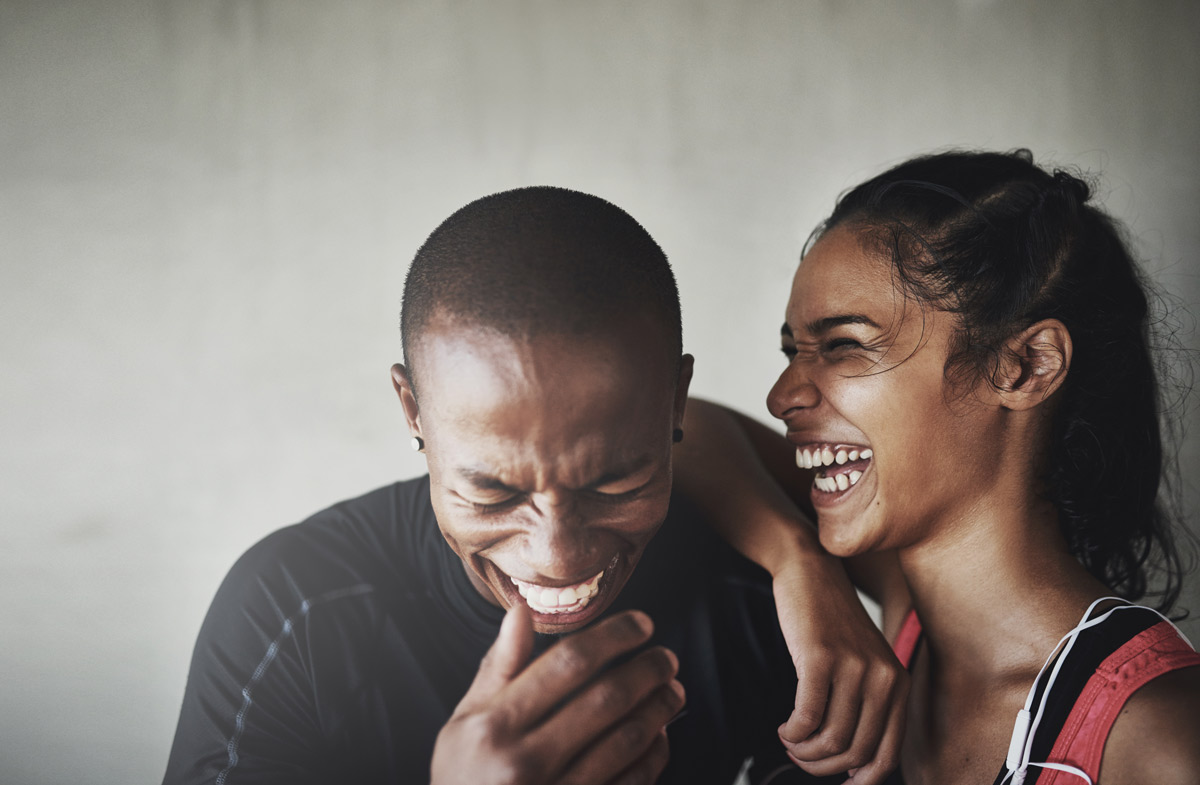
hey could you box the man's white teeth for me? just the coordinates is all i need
[813,468,866,493]
[511,571,603,614]
[796,446,874,469]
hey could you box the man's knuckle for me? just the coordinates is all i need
[617,716,651,748]
[552,640,594,679]
[500,746,543,782]
[658,684,685,715]
[591,679,632,714]
[458,711,498,742]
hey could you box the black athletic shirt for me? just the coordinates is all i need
[162,476,820,784]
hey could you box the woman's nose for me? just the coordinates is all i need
[766,361,821,422]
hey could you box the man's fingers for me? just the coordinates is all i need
[456,603,535,714]
[539,645,682,783]
[605,728,671,785]
[779,650,833,743]
[502,610,656,725]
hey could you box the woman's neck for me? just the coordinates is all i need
[897,495,1112,682]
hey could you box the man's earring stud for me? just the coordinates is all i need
[672,428,684,443]
[410,436,425,452]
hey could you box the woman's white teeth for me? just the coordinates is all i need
[813,467,866,493]
[796,446,874,469]
[511,571,603,614]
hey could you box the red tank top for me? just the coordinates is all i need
[891,606,1200,784]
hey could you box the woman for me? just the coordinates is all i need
[681,149,1200,784]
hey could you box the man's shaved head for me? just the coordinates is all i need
[400,186,682,393]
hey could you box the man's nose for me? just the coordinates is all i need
[521,495,602,580]
[766,360,822,422]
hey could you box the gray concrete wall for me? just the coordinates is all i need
[2,2,1197,783]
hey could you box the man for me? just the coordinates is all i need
[163,187,898,784]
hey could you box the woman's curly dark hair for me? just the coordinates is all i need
[815,149,1189,612]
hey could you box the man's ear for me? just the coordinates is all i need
[995,319,1072,410]
[390,363,422,437]
[672,353,695,432]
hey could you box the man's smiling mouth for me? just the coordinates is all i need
[510,569,604,614]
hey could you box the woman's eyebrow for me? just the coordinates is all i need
[803,314,880,335]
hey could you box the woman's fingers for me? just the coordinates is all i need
[783,656,865,766]
[784,656,904,779]
[842,675,908,785]
[779,646,834,744]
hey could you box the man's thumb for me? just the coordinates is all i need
[458,603,534,710]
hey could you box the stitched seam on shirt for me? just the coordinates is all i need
[216,583,376,785]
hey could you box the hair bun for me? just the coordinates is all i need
[1051,170,1091,204]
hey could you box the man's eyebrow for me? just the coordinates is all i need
[455,468,519,493]
[585,455,653,489]
[802,314,881,335]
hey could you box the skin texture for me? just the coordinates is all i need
[761,225,1200,783]
[394,311,692,784]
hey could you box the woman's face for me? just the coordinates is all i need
[767,225,1006,557]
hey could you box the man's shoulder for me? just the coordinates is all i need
[652,489,775,587]
[217,476,435,615]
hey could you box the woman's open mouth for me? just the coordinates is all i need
[798,444,873,495]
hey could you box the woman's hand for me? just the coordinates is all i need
[770,552,907,784]
[674,398,909,783]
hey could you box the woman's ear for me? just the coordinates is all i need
[391,363,422,436]
[995,319,1072,410]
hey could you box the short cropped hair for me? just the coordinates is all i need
[400,186,682,392]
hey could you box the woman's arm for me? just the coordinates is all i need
[673,398,909,784]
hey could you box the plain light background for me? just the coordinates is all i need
[2,2,1198,783]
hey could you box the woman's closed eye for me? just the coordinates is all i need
[823,336,863,353]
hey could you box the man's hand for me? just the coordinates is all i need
[771,555,907,784]
[430,605,686,785]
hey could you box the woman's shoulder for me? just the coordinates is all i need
[1100,662,1200,783]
